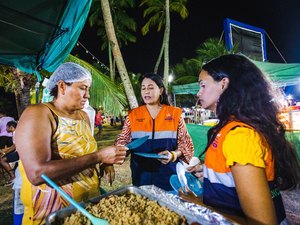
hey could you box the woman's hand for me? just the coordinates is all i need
[0,149,5,157]
[97,145,127,165]
[158,150,173,164]
[187,163,204,180]
[99,164,115,186]
[178,188,204,206]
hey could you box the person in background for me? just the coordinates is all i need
[0,120,18,186]
[0,111,14,150]
[6,120,23,225]
[95,108,103,137]
[180,54,300,224]
[115,73,194,191]
[15,62,127,225]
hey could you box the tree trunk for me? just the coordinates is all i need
[101,0,138,109]
[12,69,33,116]
[19,82,31,115]
[163,0,170,89]
[14,91,21,118]
[108,43,115,81]
[154,42,164,74]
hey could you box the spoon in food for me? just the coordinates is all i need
[41,174,108,225]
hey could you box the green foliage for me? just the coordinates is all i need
[170,0,188,18]
[66,55,128,115]
[140,0,188,35]
[0,66,20,93]
[172,58,202,84]
[89,0,137,50]
[196,38,238,64]
[174,75,198,84]
[172,38,238,85]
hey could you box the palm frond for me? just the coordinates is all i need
[66,55,127,115]
[174,75,198,85]
[170,3,188,19]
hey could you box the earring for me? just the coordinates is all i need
[160,95,163,103]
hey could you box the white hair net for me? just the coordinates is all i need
[46,62,92,92]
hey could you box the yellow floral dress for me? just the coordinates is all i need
[19,103,99,225]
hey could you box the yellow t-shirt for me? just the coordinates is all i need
[223,127,274,180]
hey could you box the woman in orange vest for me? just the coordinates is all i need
[181,54,300,224]
[116,73,194,191]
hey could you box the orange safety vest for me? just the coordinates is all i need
[128,105,182,191]
[203,121,286,224]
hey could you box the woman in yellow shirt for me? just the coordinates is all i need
[181,54,300,225]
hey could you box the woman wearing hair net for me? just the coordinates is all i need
[15,62,127,225]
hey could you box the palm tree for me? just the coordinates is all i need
[140,0,188,88]
[100,0,138,109]
[66,55,128,115]
[172,58,201,85]
[0,66,36,117]
[170,38,239,107]
[195,38,238,63]
[89,0,137,82]
[172,38,239,84]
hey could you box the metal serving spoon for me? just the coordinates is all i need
[41,174,108,225]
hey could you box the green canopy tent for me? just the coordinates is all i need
[0,1,128,115]
[0,0,92,81]
[172,82,200,106]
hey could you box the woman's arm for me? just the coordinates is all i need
[15,104,127,186]
[176,117,194,163]
[159,116,194,164]
[1,144,15,154]
[115,116,131,146]
[231,163,277,225]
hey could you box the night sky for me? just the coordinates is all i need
[73,0,300,75]
[71,0,300,100]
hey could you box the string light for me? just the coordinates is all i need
[76,41,110,72]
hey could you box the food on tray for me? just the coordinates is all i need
[61,193,187,225]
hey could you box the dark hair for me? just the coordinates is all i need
[201,54,300,190]
[7,120,17,128]
[50,82,72,98]
[139,73,170,105]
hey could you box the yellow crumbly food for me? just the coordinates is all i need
[62,193,187,225]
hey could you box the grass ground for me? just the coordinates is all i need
[0,123,130,225]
